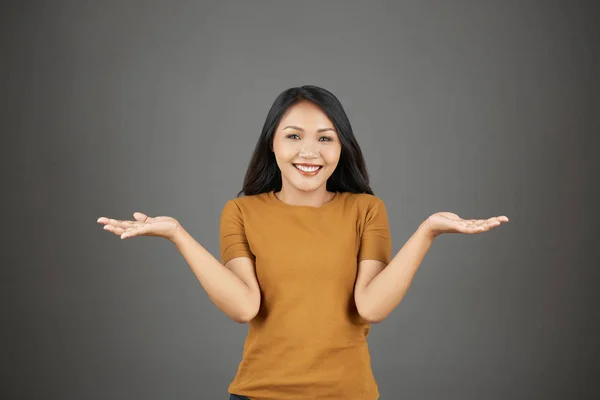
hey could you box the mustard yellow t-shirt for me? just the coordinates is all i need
[220,190,392,400]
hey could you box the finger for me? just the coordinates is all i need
[470,218,497,228]
[107,218,123,227]
[486,216,508,224]
[476,218,505,231]
[463,224,486,234]
[133,212,150,222]
[109,218,140,229]
[461,217,507,234]
[488,217,507,227]
[472,220,492,231]
[484,217,500,226]
[462,220,484,230]
[464,216,508,226]
[121,224,149,239]
[121,229,133,239]
[103,224,125,235]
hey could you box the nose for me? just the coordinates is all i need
[298,142,320,158]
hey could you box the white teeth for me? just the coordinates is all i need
[295,164,320,172]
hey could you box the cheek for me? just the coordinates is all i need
[323,146,341,167]
[273,142,297,163]
[275,150,297,164]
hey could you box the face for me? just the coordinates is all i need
[272,101,342,194]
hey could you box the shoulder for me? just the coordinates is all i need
[337,192,386,210]
[336,192,389,226]
[221,192,271,215]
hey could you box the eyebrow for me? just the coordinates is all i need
[283,125,336,133]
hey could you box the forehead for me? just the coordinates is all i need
[278,101,335,129]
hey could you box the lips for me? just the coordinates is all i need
[293,163,323,176]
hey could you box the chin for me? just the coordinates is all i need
[284,175,329,193]
[294,181,326,192]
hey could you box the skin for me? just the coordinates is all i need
[97,101,509,323]
[271,100,341,207]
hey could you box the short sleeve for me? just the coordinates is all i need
[219,200,255,265]
[357,199,392,265]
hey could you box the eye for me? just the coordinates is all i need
[318,136,333,142]
[286,134,301,140]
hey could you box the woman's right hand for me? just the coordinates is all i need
[97,212,181,242]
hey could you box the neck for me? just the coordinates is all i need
[276,184,334,207]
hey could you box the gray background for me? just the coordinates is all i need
[3,1,599,399]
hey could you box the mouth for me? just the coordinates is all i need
[293,163,323,176]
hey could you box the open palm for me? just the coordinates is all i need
[97,212,180,240]
[427,212,509,237]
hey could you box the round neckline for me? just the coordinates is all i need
[267,190,340,210]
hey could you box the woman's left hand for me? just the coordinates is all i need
[425,212,509,238]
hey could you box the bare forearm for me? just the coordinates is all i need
[170,225,256,322]
[361,221,434,322]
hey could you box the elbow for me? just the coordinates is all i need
[356,304,387,324]
[360,313,386,324]
[231,315,252,324]
[230,303,259,324]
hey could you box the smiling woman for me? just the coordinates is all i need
[97,85,509,400]
[238,85,374,205]
[271,101,343,202]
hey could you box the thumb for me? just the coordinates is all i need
[133,212,149,221]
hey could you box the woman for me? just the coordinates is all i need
[97,85,509,399]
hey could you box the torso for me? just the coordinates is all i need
[220,191,391,400]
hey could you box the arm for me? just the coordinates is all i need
[355,211,509,323]
[172,225,261,323]
[354,220,433,323]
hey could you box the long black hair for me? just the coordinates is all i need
[238,85,373,197]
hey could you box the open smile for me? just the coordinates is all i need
[293,163,323,176]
